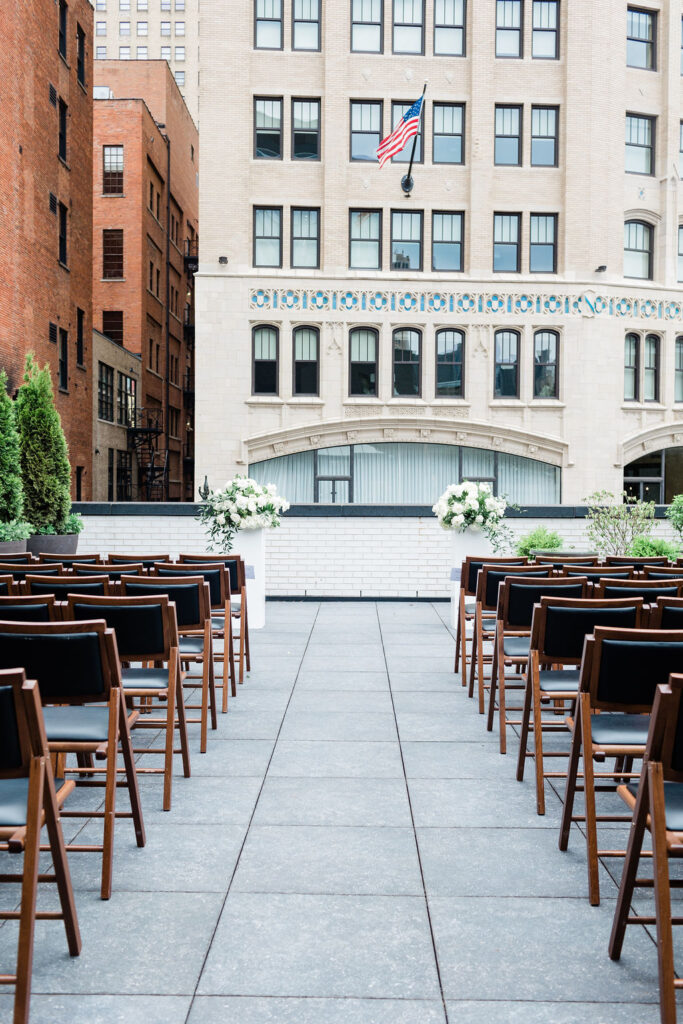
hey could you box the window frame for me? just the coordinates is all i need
[624,331,640,402]
[434,0,466,56]
[643,332,660,402]
[678,224,683,283]
[533,329,559,398]
[625,112,655,176]
[76,307,85,367]
[292,0,321,50]
[291,97,321,161]
[531,0,558,59]
[252,324,280,396]
[58,98,68,162]
[102,144,124,194]
[390,209,423,272]
[390,99,423,164]
[350,0,383,53]
[349,208,382,270]
[58,201,68,266]
[675,336,683,403]
[392,0,425,55]
[290,207,320,269]
[435,327,465,398]
[530,105,558,167]
[58,328,68,391]
[253,96,283,160]
[496,0,523,58]
[493,328,520,398]
[59,0,68,58]
[98,361,115,420]
[529,212,557,273]
[350,99,383,162]
[431,210,464,272]
[253,206,283,269]
[627,6,656,71]
[623,218,653,280]
[392,327,423,397]
[348,327,379,397]
[102,227,124,279]
[432,101,465,165]
[116,371,137,426]
[494,104,523,166]
[76,23,86,83]
[254,0,283,49]
[292,325,320,396]
[493,212,521,273]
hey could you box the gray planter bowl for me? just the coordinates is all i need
[0,539,28,556]
[26,533,79,557]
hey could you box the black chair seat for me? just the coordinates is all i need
[626,781,683,832]
[230,599,242,614]
[121,667,169,690]
[0,777,29,827]
[464,597,476,613]
[538,669,581,693]
[211,616,226,631]
[43,706,111,743]
[591,713,650,748]
[503,636,530,658]
[179,636,204,655]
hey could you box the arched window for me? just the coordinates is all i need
[349,327,378,396]
[643,333,660,402]
[676,337,683,402]
[678,224,683,282]
[436,329,464,397]
[533,330,559,398]
[624,333,639,401]
[393,328,421,396]
[252,325,278,395]
[293,326,319,395]
[494,329,519,398]
[624,220,653,279]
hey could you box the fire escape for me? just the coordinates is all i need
[127,407,169,501]
[183,237,198,500]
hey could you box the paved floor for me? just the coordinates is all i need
[0,601,679,1023]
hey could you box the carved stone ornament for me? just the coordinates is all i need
[383,428,396,439]
[273,442,285,453]
[456,431,468,442]
[492,436,504,449]
[346,430,358,441]
[528,444,538,454]
[420,428,431,438]
[309,434,321,446]
[674,433,683,444]
[326,323,343,354]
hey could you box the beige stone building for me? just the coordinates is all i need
[92,328,141,500]
[196,0,683,507]
[93,0,198,123]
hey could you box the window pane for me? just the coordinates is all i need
[432,213,463,271]
[393,329,421,395]
[433,103,463,163]
[391,102,422,162]
[391,211,421,270]
[494,331,519,397]
[436,329,464,396]
[350,328,378,397]
[625,114,653,173]
[351,102,381,160]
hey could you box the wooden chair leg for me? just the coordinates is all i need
[100,691,120,900]
[174,652,191,779]
[454,611,461,673]
[477,616,487,715]
[41,763,81,957]
[486,636,500,735]
[13,757,44,1024]
[649,761,678,1024]
[578,693,601,906]
[116,693,145,849]
[467,615,478,699]
[243,595,251,671]
[559,700,583,852]
[162,660,177,812]
[531,667,547,815]
[460,594,469,688]
[609,763,650,960]
[227,617,237,698]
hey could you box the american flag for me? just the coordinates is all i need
[376,96,423,168]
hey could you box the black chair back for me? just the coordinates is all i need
[539,599,643,662]
[505,581,585,629]
[588,628,683,711]
[0,553,32,564]
[122,577,202,628]
[0,595,56,622]
[69,599,168,660]
[484,568,549,609]
[155,564,223,605]
[27,577,109,598]
[0,564,63,581]
[74,563,143,582]
[0,623,114,703]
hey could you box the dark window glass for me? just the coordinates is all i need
[532,0,558,58]
[102,228,124,278]
[77,23,86,83]
[292,99,320,159]
[117,372,137,425]
[349,328,377,395]
[432,212,463,271]
[108,448,114,501]
[103,145,124,192]
[58,98,67,161]
[529,213,556,272]
[116,450,132,501]
[433,103,464,163]
[58,329,68,390]
[293,327,319,395]
[391,100,422,162]
[351,101,381,161]
[393,0,423,53]
[533,330,558,397]
[391,210,422,270]
[254,98,282,158]
[625,114,654,174]
[624,220,652,279]
[291,208,319,268]
[678,225,683,282]
[531,106,557,166]
[253,326,278,394]
[98,362,114,419]
[675,337,683,402]
[76,307,84,365]
[624,332,639,400]
[75,465,83,501]
[393,328,421,395]
[494,329,519,397]
[627,7,655,69]
[434,0,465,55]
[496,0,521,56]
[352,0,382,51]
[59,0,68,57]
[58,202,68,265]
[493,213,520,272]
[643,333,659,401]
[349,209,381,269]
[255,0,282,47]
[436,329,464,397]
[293,0,320,49]
[253,207,281,267]
[495,105,521,165]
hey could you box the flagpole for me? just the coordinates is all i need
[401,81,427,195]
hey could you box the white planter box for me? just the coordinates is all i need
[449,528,493,628]
[234,527,266,629]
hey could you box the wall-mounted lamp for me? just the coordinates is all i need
[218,256,228,265]
[595,265,607,273]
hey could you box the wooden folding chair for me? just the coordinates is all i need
[644,566,683,580]
[0,669,81,1024]
[518,597,645,814]
[121,576,217,752]
[65,593,190,811]
[0,553,34,564]
[73,563,144,583]
[650,597,683,630]
[606,555,671,567]
[0,620,146,899]
[24,575,111,599]
[0,576,17,597]
[37,553,102,568]
[593,578,683,608]
[0,595,60,622]
[178,554,251,683]
[534,556,600,572]
[107,553,171,570]
[609,674,683,1024]
[452,555,526,684]
[559,626,683,905]
[488,575,588,754]
[0,566,64,590]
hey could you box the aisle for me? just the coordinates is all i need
[0,601,670,1023]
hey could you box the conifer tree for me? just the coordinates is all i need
[0,370,25,526]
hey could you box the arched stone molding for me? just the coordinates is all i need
[621,421,683,465]
[246,416,567,467]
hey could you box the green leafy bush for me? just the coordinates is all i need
[584,490,655,557]
[0,520,33,543]
[515,526,563,558]
[627,535,679,560]
[666,495,683,542]
[0,369,32,539]
[15,355,71,533]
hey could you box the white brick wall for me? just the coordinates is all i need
[77,514,680,599]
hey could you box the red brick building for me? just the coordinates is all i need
[93,61,198,501]
[0,0,94,499]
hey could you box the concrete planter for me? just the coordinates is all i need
[234,527,266,629]
[26,533,79,557]
[0,540,28,556]
[450,527,493,628]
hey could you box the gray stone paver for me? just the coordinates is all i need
[0,600,677,1022]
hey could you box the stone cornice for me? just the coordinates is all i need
[621,419,683,464]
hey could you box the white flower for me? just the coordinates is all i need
[475,514,484,524]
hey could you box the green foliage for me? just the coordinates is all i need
[584,490,655,557]
[15,354,72,533]
[62,512,84,535]
[0,520,32,543]
[666,495,683,541]
[0,370,25,524]
[515,526,563,558]
[627,535,679,560]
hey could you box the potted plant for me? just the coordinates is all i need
[515,525,563,558]
[15,355,84,556]
[583,490,655,557]
[0,370,33,554]
[196,476,289,629]
[627,536,679,561]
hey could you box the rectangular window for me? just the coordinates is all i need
[349,209,381,269]
[350,101,381,161]
[98,363,115,420]
[351,0,382,52]
[59,0,68,57]
[137,19,148,32]
[432,211,463,271]
[253,326,278,394]
[393,329,421,396]
[117,372,137,426]
[255,0,282,48]
[495,105,522,165]
[58,98,68,161]
[76,308,84,366]
[175,46,185,59]
[102,228,124,278]
[292,99,320,159]
[393,0,423,53]
[253,207,282,267]
[532,0,558,58]
[138,0,148,7]
[496,0,522,57]
[108,449,114,501]
[58,202,68,265]
[175,20,185,33]
[624,334,639,400]
[149,260,154,291]
[627,7,655,69]
[433,102,464,163]
[625,114,654,174]
[494,330,519,397]
[120,0,130,8]
[103,145,124,194]
[161,0,170,8]
[96,0,105,9]
[436,329,464,397]
[293,0,320,49]
[96,46,107,57]
[58,329,68,390]
[624,220,652,279]
[493,213,520,272]
[291,208,320,268]
[174,71,185,86]
[160,21,171,34]
[531,105,557,166]
[137,46,148,57]
[676,338,683,402]
[533,331,558,397]
[293,327,319,395]
[161,45,171,59]
[96,20,107,33]
[391,100,422,162]
[102,310,124,345]
[391,210,422,270]
[119,20,130,33]
[350,328,378,395]
[77,23,86,82]
[643,333,659,401]
[116,450,132,501]
[529,213,556,272]
[119,46,130,57]
[679,225,683,282]
[434,0,465,55]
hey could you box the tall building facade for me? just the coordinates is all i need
[92,0,198,123]
[0,0,93,499]
[196,1,683,507]
[93,60,199,500]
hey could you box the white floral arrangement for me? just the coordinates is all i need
[196,476,290,552]
[432,481,512,551]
